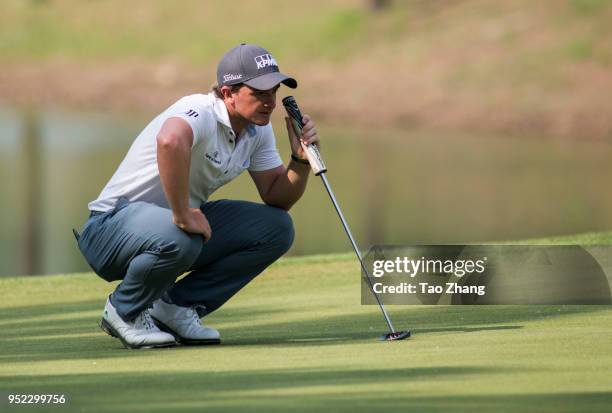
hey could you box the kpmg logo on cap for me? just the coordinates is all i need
[254,54,278,70]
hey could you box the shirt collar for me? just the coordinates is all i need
[212,93,233,130]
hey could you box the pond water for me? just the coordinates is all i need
[2,106,612,276]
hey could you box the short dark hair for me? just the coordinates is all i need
[212,83,244,99]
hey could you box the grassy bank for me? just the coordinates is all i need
[1,232,611,412]
[2,0,611,65]
[2,0,612,137]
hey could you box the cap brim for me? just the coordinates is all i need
[244,72,297,90]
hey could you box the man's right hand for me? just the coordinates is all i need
[173,208,212,242]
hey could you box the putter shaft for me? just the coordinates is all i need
[319,173,396,334]
[282,95,398,336]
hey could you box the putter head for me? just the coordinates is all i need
[380,330,411,341]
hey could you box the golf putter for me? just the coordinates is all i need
[283,96,410,341]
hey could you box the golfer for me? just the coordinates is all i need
[74,43,319,349]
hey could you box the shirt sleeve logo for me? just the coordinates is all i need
[184,109,199,118]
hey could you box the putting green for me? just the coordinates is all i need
[1,236,612,412]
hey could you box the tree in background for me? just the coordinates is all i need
[369,0,391,11]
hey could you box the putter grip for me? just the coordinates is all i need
[282,96,327,175]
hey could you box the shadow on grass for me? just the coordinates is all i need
[214,305,608,347]
[0,300,103,322]
[0,368,610,413]
[0,300,284,340]
[0,366,500,411]
[0,299,289,362]
[0,299,283,323]
[1,300,608,362]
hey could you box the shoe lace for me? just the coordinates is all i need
[136,309,157,331]
[188,306,203,326]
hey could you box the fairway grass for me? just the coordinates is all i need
[1,234,612,412]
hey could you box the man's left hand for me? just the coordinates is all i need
[285,114,320,160]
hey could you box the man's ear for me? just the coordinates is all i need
[220,86,233,101]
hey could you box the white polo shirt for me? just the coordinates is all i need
[88,92,283,212]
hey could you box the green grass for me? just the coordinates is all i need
[2,0,612,66]
[1,233,612,412]
[498,230,612,245]
[0,0,367,63]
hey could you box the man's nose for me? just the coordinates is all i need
[264,95,276,108]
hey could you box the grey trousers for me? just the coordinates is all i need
[75,198,294,321]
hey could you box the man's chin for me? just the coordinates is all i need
[252,117,271,126]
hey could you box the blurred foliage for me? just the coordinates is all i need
[0,0,368,63]
[566,39,594,60]
[571,0,610,15]
[0,0,610,66]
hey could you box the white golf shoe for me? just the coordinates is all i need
[150,299,221,345]
[99,297,177,349]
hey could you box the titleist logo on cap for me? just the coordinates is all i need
[254,54,278,70]
[223,73,243,82]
